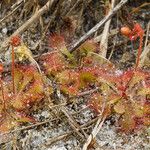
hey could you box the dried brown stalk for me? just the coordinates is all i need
[0,0,55,54]
[69,0,128,53]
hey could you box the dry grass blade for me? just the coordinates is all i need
[82,101,107,150]
[0,0,23,24]
[94,29,118,42]
[0,118,59,137]
[99,0,115,57]
[66,0,82,15]
[44,132,73,146]
[131,2,150,14]
[139,21,150,67]
[82,115,107,150]
[69,0,128,53]
[61,106,87,139]
[0,0,55,54]
[42,117,99,147]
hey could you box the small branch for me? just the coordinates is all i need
[66,0,82,15]
[0,79,5,111]
[77,87,99,97]
[61,106,87,139]
[82,115,107,150]
[139,22,150,67]
[69,0,128,53]
[44,132,73,146]
[0,0,55,54]
[99,0,115,57]
[82,100,107,150]
[43,117,99,147]
[0,0,23,25]
[94,29,118,43]
[0,118,59,137]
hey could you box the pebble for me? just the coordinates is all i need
[2,27,7,34]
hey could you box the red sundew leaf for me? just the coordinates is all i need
[11,65,45,110]
[40,52,68,76]
[114,101,125,114]
[78,40,98,53]
[79,67,99,88]
[107,93,121,104]
[79,71,96,88]
[134,117,145,130]
[0,64,4,73]
[117,98,150,133]
[82,56,94,66]
[128,23,144,41]
[49,34,66,50]
[143,117,150,126]
[143,101,150,126]
[0,64,45,132]
[87,93,104,114]
[0,111,36,133]
[120,70,133,82]
[49,34,74,61]
[10,35,21,47]
[88,93,111,117]
[118,110,136,133]
[14,112,36,123]
[56,69,80,95]
[0,116,18,132]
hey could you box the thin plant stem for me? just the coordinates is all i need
[135,35,143,70]
[0,79,5,111]
[11,45,16,94]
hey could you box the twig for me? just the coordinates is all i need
[43,117,99,147]
[82,115,107,150]
[131,2,150,14]
[0,118,59,137]
[69,0,128,53]
[60,106,87,139]
[139,21,150,67]
[108,12,119,60]
[44,132,73,146]
[32,0,62,50]
[76,87,99,97]
[82,100,107,150]
[11,0,24,9]
[0,0,23,25]
[66,0,82,15]
[0,0,55,54]
[99,0,115,57]
[94,29,118,43]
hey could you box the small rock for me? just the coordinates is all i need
[2,27,7,34]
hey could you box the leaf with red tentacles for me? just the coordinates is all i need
[49,34,74,61]
[88,92,111,116]
[10,35,21,47]
[87,68,150,133]
[78,40,98,54]
[88,93,105,114]
[0,111,35,132]
[0,64,44,132]
[73,40,99,65]
[56,69,80,96]
[120,23,144,69]
[40,51,68,76]
[12,64,45,110]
